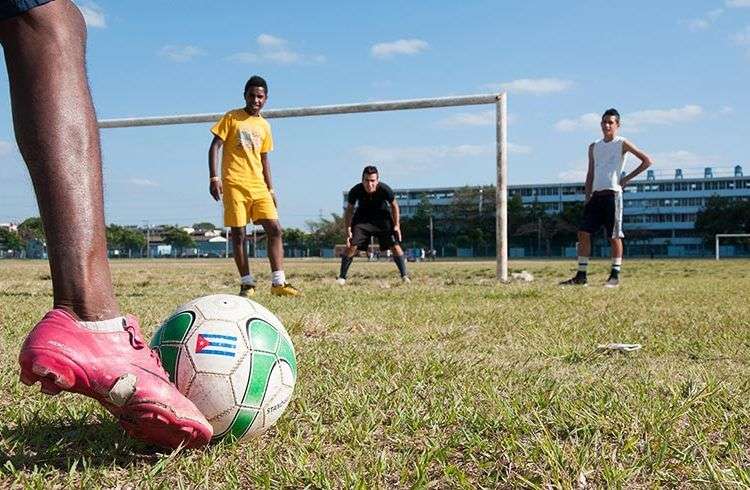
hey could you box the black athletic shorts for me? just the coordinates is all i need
[351,222,398,251]
[0,0,54,20]
[579,190,624,239]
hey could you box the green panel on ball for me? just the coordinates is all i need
[160,311,195,343]
[248,319,279,353]
[228,407,259,440]
[276,334,297,378]
[158,345,180,384]
[242,352,276,407]
[148,325,163,349]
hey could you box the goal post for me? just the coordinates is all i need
[715,233,750,260]
[98,92,510,281]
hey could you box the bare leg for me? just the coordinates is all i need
[609,238,623,259]
[258,219,283,272]
[230,226,250,277]
[0,0,117,320]
[577,231,591,257]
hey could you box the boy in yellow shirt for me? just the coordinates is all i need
[208,75,299,297]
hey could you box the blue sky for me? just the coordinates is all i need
[1,0,749,229]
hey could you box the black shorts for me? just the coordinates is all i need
[0,0,54,21]
[579,190,624,239]
[351,222,398,251]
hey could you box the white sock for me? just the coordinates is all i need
[79,316,125,332]
[240,274,255,285]
[612,257,622,273]
[271,270,285,286]
[577,257,589,273]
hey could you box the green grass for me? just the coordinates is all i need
[1,258,750,488]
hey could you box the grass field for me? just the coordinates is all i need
[1,258,749,488]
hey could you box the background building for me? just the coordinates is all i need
[346,165,750,257]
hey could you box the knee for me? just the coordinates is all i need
[266,222,282,238]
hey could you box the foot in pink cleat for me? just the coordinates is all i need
[19,309,213,449]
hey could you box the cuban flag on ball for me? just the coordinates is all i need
[195,333,237,357]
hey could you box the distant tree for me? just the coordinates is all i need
[695,196,750,244]
[18,217,45,241]
[162,226,196,255]
[401,196,433,248]
[0,228,24,251]
[305,213,345,249]
[106,225,147,257]
[283,228,308,249]
[192,222,217,232]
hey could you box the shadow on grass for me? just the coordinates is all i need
[0,417,162,472]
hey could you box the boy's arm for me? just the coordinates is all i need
[260,153,276,206]
[620,140,653,188]
[208,135,223,201]
[584,143,594,201]
[390,199,402,242]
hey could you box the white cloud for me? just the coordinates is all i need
[682,9,723,31]
[555,105,704,132]
[649,150,725,169]
[0,140,14,158]
[437,110,495,127]
[554,112,600,132]
[371,39,429,59]
[257,34,286,48]
[508,143,532,155]
[75,1,106,28]
[354,142,529,168]
[628,105,703,127]
[228,34,325,65]
[719,105,734,115]
[727,0,750,7]
[126,178,159,188]
[731,25,750,45]
[158,45,206,63]
[437,110,518,127]
[484,78,574,95]
[557,168,588,182]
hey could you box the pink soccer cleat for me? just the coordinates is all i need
[19,309,213,449]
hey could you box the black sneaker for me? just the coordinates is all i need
[239,284,256,297]
[604,272,620,288]
[559,273,587,286]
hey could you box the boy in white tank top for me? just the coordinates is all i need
[560,108,653,288]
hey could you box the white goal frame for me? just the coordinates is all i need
[715,233,750,260]
[98,93,510,281]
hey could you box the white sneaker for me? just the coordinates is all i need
[336,277,346,286]
[401,276,411,284]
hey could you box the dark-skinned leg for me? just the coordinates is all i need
[0,0,117,321]
[258,219,284,276]
[231,226,250,277]
[3,1,213,448]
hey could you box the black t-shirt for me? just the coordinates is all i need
[347,182,395,225]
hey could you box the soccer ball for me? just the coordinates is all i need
[150,294,297,442]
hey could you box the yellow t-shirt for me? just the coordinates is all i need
[211,109,273,193]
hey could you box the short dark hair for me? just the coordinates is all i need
[362,165,378,179]
[244,75,268,95]
[602,108,620,123]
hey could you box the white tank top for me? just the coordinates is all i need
[592,136,626,192]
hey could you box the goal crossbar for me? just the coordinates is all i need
[97,92,510,281]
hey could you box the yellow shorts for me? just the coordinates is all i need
[222,183,278,227]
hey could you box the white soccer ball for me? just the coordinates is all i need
[150,294,297,442]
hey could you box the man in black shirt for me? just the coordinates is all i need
[337,165,410,284]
